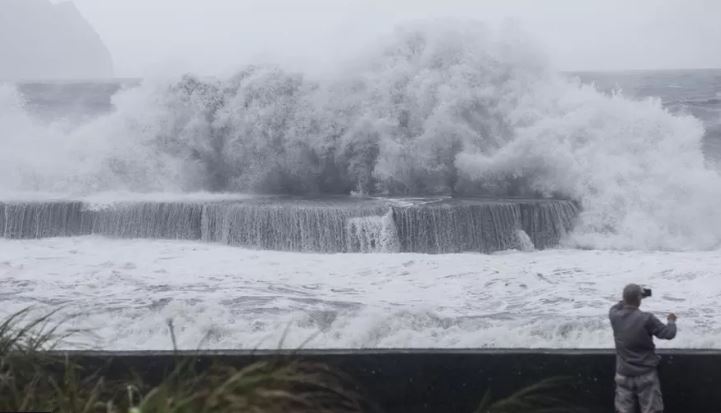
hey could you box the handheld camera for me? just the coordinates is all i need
[641,288,652,298]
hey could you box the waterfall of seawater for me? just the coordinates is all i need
[87,202,205,239]
[0,198,578,253]
[391,200,576,253]
[0,201,85,238]
[200,200,391,252]
[393,202,520,253]
[346,209,400,253]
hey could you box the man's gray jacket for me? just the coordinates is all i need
[609,302,677,377]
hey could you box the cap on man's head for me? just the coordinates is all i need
[623,283,643,305]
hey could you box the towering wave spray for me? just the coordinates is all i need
[1,20,721,250]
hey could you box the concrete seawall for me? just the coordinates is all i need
[51,349,721,413]
[0,198,578,253]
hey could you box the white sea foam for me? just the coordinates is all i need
[2,20,721,250]
[1,237,719,350]
[0,190,258,205]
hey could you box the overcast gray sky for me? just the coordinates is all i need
[55,0,721,77]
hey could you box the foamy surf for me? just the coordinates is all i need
[1,237,719,350]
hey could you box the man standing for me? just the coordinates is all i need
[609,284,677,413]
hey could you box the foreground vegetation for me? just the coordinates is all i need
[0,308,585,412]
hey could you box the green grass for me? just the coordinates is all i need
[474,377,588,413]
[0,308,375,413]
[1,308,587,413]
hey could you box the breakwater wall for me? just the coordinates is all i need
[52,349,721,413]
[0,197,578,253]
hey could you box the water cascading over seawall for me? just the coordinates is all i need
[0,198,578,253]
[87,202,205,240]
[393,199,577,253]
[200,199,394,252]
[0,201,85,238]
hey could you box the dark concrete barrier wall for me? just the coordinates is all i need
[0,199,579,252]
[51,349,721,413]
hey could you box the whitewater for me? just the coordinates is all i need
[1,236,720,350]
[2,20,721,349]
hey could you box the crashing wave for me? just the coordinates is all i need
[1,20,720,250]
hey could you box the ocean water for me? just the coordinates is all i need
[3,22,721,250]
[2,22,721,349]
[574,69,721,164]
[1,236,719,350]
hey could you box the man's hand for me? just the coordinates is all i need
[667,313,678,323]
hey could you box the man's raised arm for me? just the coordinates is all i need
[647,313,677,340]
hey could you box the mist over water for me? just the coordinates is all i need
[2,20,721,250]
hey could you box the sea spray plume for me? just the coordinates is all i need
[218,67,332,193]
[0,83,184,193]
[347,21,550,196]
[456,80,721,249]
[94,21,554,196]
[0,21,575,196]
[132,69,343,194]
[0,85,104,192]
[0,85,68,191]
[81,78,220,192]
